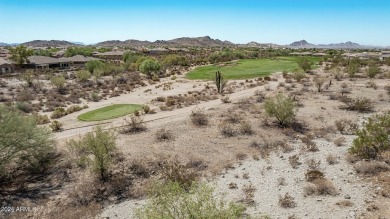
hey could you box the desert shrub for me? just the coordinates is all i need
[65,105,84,114]
[349,112,390,159]
[289,155,302,169]
[334,119,358,134]
[305,170,325,182]
[16,89,34,102]
[311,178,338,196]
[365,81,378,89]
[122,116,147,134]
[155,128,174,141]
[313,77,326,92]
[190,108,209,127]
[141,105,151,114]
[221,96,231,103]
[340,97,374,112]
[291,72,306,82]
[85,60,105,74]
[159,158,198,189]
[366,64,381,78]
[304,178,338,196]
[220,122,236,137]
[278,193,297,208]
[33,113,50,125]
[354,161,390,175]
[165,97,176,107]
[51,107,66,119]
[76,70,91,82]
[15,101,33,113]
[135,181,246,219]
[326,154,339,165]
[50,75,66,93]
[225,111,242,124]
[297,57,312,72]
[68,126,117,180]
[306,159,321,170]
[385,85,390,97]
[156,96,166,102]
[239,121,254,135]
[0,106,54,178]
[90,91,100,102]
[50,120,63,132]
[264,94,296,126]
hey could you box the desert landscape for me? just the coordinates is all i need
[1,1,390,219]
[1,39,390,219]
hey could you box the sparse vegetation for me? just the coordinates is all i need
[155,128,174,141]
[68,126,117,180]
[349,111,390,159]
[264,94,296,126]
[190,108,209,127]
[135,181,246,219]
[278,193,297,208]
[0,106,55,180]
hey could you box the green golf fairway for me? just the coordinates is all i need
[78,104,143,121]
[186,57,320,80]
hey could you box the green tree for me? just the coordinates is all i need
[162,54,189,67]
[366,64,381,78]
[139,60,161,76]
[297,57,312,73]
[50,75,66,92]
[349,112,390,159]
[0,106,54,177]
[75,70,91,82]
[347,58,360,77]
[68,126,117,180]
[9,45,34,66]
[136,181,246,219]
[65,47,94,57]
[85,60,105,74]
[264,94,297,126]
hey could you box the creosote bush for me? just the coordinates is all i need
[0,106,55,179]
[68,126,117,180]
[279,193,297,208]
[135,181,246,219]
[190,108,209,127]
[264,94,296,126]
[340,96,374,113]
[122,115,147,134]
[155,128,174,141]
[349,111,390,159]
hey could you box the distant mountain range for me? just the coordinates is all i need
[95,36,235,47]
[1,37,388,49]
[0,42,19,46]
[288,40,382,49]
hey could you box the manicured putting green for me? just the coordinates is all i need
[186,57,320,80]
[78,104,143,121]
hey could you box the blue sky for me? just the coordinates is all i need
[1,0,389,46]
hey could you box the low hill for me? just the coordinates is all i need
[21,40,77,47]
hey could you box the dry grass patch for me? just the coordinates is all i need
[155,128,174,141]
[241,183,256,206]
[190,108,209,127]
[326,154,339,165]
[336,200,354,207]
[354,161,390,175]
[278,193,297,208]
[289,155,302,169]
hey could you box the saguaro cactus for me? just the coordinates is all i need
[215,71,226,93]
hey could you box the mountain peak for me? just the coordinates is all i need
[289,40,310,47]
